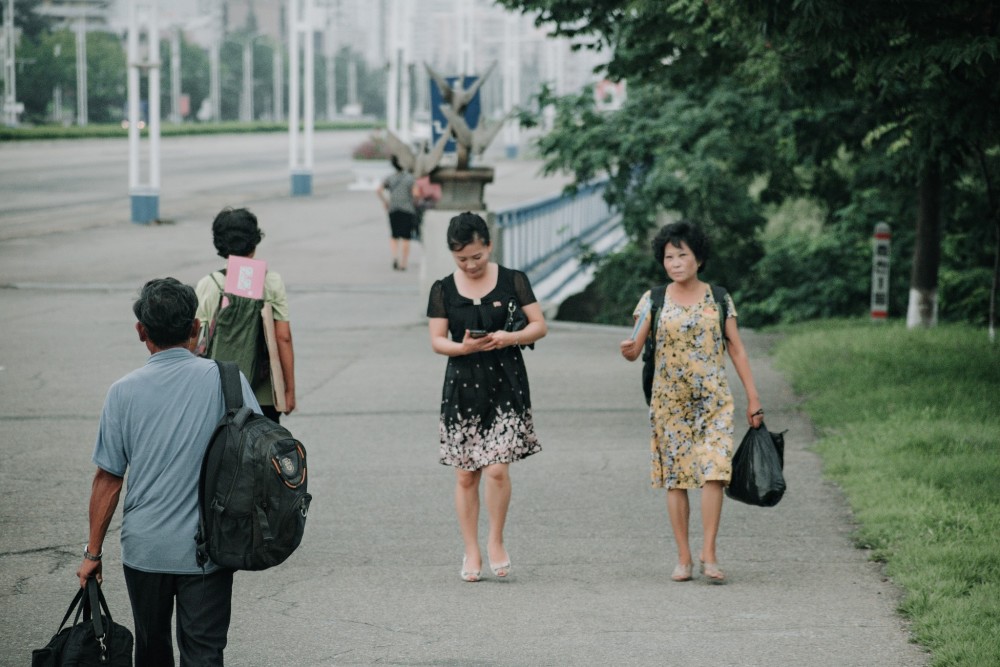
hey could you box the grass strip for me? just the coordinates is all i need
[773,320,1000,667]
[0,119,381,142]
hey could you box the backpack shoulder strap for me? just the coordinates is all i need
[216,360,245,411]
[649,284,667,338]
[710,284,730,344]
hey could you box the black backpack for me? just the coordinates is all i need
[196,361,311,571]
[642,284,730,405]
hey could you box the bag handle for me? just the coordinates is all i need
[215,360,245,411]
[85,578,114,663]
[55,586,86,633]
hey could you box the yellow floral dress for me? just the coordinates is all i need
[634,287,737,489]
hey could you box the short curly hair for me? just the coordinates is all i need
[132,277,198,347]
[651,220,711,270]
[212,207,263,258]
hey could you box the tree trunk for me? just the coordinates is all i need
[991,220,999,343]
[906,161,942,328]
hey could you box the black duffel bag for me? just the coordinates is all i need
[32,578,133,666]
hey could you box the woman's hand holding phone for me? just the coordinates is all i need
[463,329,496,353]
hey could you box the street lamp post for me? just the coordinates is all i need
[1,0,20,127]
[323,1,336,121]
[75,13,88,125]
[502,12,520,158]
[241,36,253,121]
[127,0,161,224]
[169,27,180,123]
[288,0,314,196]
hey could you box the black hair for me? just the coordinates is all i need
[651,220,711,270]
[391,155,402,171]
[132,277,198,347]
[447,212,491,251]
[212,207,263,258]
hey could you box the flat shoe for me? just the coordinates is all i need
[700,559,726,583]
[461,556,481,583]
[671,563,693,581]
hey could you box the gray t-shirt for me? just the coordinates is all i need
[92,348,260,573]
[384,171,417,214]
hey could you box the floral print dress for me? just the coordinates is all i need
[427,266,541,470]
[634,286,738,489]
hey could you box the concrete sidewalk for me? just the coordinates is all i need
[0,156,927,665]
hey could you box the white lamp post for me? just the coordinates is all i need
[75,13,88,125]
[502,11,520,158]
[127,0,161,223]
[288,0,314,196]
[1,0,20,127]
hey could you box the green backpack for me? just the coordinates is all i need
[641,284,730,405]
[199,272,269,390]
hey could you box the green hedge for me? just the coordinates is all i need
[0,120,382,142]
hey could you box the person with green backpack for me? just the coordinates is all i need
[620,221,763,584]
[195,207,296,422]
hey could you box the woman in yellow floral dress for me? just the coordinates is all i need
[621,221,763,583]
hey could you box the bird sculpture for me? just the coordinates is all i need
[424,61,497,114]
[438,104,512,167]
[382,126,451,179]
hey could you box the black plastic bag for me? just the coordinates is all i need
[725,422,786,507]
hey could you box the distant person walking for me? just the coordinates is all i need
[195,207,296,422]
[77,278,261,665]
[427,212,547,582]
[619,221,764,583]
[376,156,419,270]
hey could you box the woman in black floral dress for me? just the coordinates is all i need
[427,212,547,582]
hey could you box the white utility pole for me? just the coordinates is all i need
[208,0,221,121]
[457,0,473,76]
[288,0,315,195]
[398,0,411,142]
[385,0,399,135]
[502,11,520,157]
[323,1,336,121]
[2,0,19,127]
[75,13,88,125]
[169,28,181,123]
[272,41,283,121]
[127,0,162,223]
[241,36,254,121]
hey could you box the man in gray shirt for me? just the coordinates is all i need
[77,277,260,666]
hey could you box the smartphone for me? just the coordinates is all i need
[468,329,488,338]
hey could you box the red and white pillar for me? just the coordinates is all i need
[871,222,891,320]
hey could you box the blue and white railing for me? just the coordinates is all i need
[493,179,625,302]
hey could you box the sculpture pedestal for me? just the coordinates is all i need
[431,167,495,211]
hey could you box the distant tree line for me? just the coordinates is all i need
[7,3,387,126]
[499,0,1000,330]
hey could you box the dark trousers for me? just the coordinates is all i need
[122,565,234,667]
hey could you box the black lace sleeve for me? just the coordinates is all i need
[511,269,537,306]
[427,279,448,318]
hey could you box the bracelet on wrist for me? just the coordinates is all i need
[83,546,103,562]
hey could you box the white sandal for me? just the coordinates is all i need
[461,556,481,583]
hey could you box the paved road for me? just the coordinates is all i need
[0,135,928,665]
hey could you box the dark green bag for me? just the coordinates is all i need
[199,272,269,389]
[641,284,730,405]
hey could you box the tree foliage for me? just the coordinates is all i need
[502,0,1000,328]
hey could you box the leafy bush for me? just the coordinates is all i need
[738,226,871,326]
